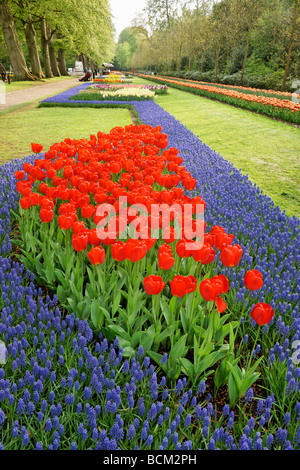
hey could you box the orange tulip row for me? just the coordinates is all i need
[139,75,300,113]
[158,74,299,99]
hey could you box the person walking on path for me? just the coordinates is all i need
[0,62,10,84]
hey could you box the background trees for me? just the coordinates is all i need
[127,0,300,91]
[0,0,115,80]
[1,0,298,90]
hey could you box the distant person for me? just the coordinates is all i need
[79,69,92,82]
[0,62,10,84]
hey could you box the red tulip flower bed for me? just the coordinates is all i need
[14,124,274,406]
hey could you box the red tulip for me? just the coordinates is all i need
[244,270,263,290]
[31,143,43,154]
[63,166,74,179]
[181,176,197,191]
[158,244,175,270]
[16,181,31,196]
[125,239,148,263]
[170,275,197,297]
[163,226,176,244]
[40,209,54,223]
[192,243,215,264]
[81,204,95,219]
[15,171,25,180]
[58,214,73,230]
[176,239,202,258]
[199,274,229,313]
[215,296,227,314]
[87,246,105,265]
[203,233,216,247]
[175,239,190,258]
[250,303,274,325]
[215,232,234,250]
[143,275,165,295]
[39,183,48,194]
[28,192,41,206]
[88,229,101,246]
[72,221,88,235]
[72,233,88,252]
[220,244,243,267]
[199,277,224,301]
[19,197,31,210]
[40,197,54,210]
[46,168,56,179]
[111,241,126,261]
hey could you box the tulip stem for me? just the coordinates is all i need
[234,290,251,351]
[152,294,160,333]
[246,324,261,371]
[174,253,181,274]
[96,264,104,293]
[64,230,71,277]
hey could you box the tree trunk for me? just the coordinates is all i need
[200,50,206,75]
[188,56,191,78]
[80,53,87,70]
[282,0,299,91]
[49,44,60,76]
[240,28,251,85]
[215,46,220,82]
[58,48,68,75]
[0,0,37,81]
[24,14,44,79]
[40,17,54,78]
[56,32,69,76]
[47,25,60,77]
[165,0,170,27]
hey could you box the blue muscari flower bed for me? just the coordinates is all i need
[0,86,299,450]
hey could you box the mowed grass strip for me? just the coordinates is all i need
[136,77,300,219]
[0,103,133,163]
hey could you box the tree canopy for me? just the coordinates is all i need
[0,0,115,80]
[126,0,300,91]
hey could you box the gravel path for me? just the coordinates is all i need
[0,78,80,110]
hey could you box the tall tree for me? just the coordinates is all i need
[56,31,69,76]
[0,0,37,80]
[210,0,230,81]
[9,0,44,79]
[144,0,179,30]
[239,0,262,85]
[115,42,131,69]
[282,0,299,90]
[40,16,54,78]
[48,24,61,77]
[24,13,44,78]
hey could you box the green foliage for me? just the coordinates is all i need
[115,42,132,70]
[1,0,115,73]
[131,0,300,91]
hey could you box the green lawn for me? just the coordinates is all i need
[0,103,132,163]
[137,77,300,219]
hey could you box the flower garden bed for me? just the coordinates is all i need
[138,74,300,125]
[70,84,168,102]
[156,75,299,101]
[0,84,299,450]
[70,87,155,101]
[86,84,168,95]
[93,73,132,84]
